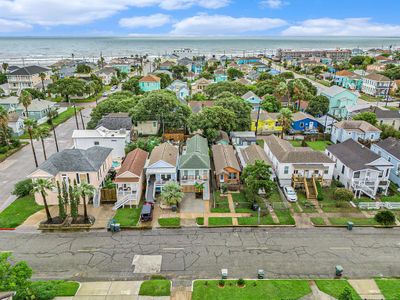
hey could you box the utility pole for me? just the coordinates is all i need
[255,105,261,137]
[73,102,79,130]
[385,80,392,107]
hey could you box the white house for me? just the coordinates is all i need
[7,112,25,136]
[72,126,130,159]
[241,91,262,111]
[262,135,334,189]
[95,66,117,85]
[326,139,393,199]
[361,73,391,97]
[166,80,190,103]
[145,143,179,201]
[330,120,381,144]
[371,137,400,187]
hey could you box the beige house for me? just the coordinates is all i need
[133,120,160,136]
[7,65,51,94]
[191,78,212,94]
[28,146,113,206]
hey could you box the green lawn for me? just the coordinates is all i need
[196,217,204,225]
[328,217,379,226]
[297,193,318,213]
[290,202,302,213]
[233,191,266,213]
[360,93,384,102]
[375,279,400,300]
[306,141,332,151]
[192,280,311,300]
[208,217,232,226]
[113,207,141,227]
[0,196,43,228]
[211,192,230,213]
[158,217,180,227]
[19,107,82,139]
[31,280,80,297]
[275,209,296,225]
[310,217,325,225]
[139,280,171,296]
[315,280,361,299]
[237,214,275,225]
[319,188,360,213]
[290,140,303,147]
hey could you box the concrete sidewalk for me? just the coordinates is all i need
[348,279,385,300]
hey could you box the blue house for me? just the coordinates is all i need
[191,62,203,74]
[214,69,228,82]
[290,112,319,133]
[112,64,131,74]
[320,85,358,119]
[371,137,400,186]
[237,57,261,65]
[241,91,261,111]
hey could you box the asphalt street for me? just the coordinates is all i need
[1,227,399,281]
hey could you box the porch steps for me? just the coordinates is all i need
[112,194,130,210]
[146,176,156,202]
[305,178,317,200]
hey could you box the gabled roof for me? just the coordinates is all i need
[96,66,116,75]
[139,75,160,82]
[189,101,214,114]
[335,70,355,77]
[212,144,240,174]
[193,78,212,85]
[239,144,271,166]
[327,139,390,171]
[242,91,260,100]
[334,120,381,132]
[364,73,390,82]
[321,85,358,98]
[148,143,178,167]
[352,106,400,119]
[9,65,49,76]
[115,148,148,182]
[292,111,317,122]
[32,146,112,176]
[179,135,210,170]
[96,113,132,131]
[374,137,400,159]
[262,134,333,164]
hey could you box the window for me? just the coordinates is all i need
[386,169,390,177]
[195,170,200,178]
[341,165,345,174]
[354,171,360,178]
[111,139,117,142]
[161,174,171,181]
[153,121,157,127]
[94,141,99,145]
[228,173,237,180]
[220,174,224,182]
[300,122,304,128]
[87,173,90,184]
[76,173,80,184]
[324,169,329,174]
[388,157,391,162]
[284,166,289,174]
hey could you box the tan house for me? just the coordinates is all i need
[114,148,148,208]
[28,146,113,206]
[133,120,160,136]
[7,65,51,94]
[237,144,271,168]
[191,78,212,94]
[212,144,241,190]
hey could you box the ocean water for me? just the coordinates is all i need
[1,36,400,66]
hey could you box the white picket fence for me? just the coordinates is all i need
[358,202,400,210]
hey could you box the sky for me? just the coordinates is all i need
[0,0,400,36]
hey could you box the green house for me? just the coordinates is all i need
[139,75,161,92]
[321,85,358,119]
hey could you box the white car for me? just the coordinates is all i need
[283,186,297,202]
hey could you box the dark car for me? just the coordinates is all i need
[140,204,153,222]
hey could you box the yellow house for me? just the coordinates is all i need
[251,111,282,133]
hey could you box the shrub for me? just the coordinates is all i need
[218,279,225,287]
[12,179,33,198]
[11,139,21,148]
[316,181,324,201]
[333,188,353,202]
[0,146,8,154]
[237,278,245,286]
[151,275,166,280]
[374,210,396,226]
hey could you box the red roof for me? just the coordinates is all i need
[114,148,148,182]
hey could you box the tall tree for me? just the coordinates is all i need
[160,181,184,207]
[47,109,59,152]
[261,95,281,112]
[79,182,95,223]
[39,72,46,93]
[32,178,55,223]
[24,119,38,167]
[56,181,66,220]
[215,96,252,131]
[0,106,10,146]
[306,95,329,117]
[278,108,293,139]
[241,160,274,196]
[18,90,33,118]
[291,79,309,110]
[33,127,50,161]
[47,77,85,103]
[1,62,8,73]
[274,81,289,105]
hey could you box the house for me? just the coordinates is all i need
[246,70,259,81]
[251,111,282,134]
[237,57,261,65]
[316,115,336,134]
[177,57,193,69]
[96,113,132,132]
[145,143,179,201]
[139,75,161,92]
[166,80,190,103]
[320,85,358,119]
[230,131,257,147]
[237,144,271,169]
[391,79,400,94]
[7,112,25,136]
[72,126,130,159]
[95,67,117,85]
[330,120,381,144]
[211,144,241,190]
[189,101,214,114]
[28,146,113,206]
[185,71,196,81]
[262,135,334,191]
[132,120,159,136]
[191,78,212,94]
[159,60,175,71]
[371,137,400,187]
[178,135,211,200]
[0,292,15,300]
[214,68,228,83]
[6,65,51,94]
[333,70,363,91]
[361,73,391,97]
[0,97,57,122]
[191,62,204,74]
[351,106,400,130]
[326,139,393,199]
[114,148,148,207]
[290,112,319,133]
[242,91,262,111]
[235,78,252,85]
[216,130,230,145]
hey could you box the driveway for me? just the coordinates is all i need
[180,193,204,213]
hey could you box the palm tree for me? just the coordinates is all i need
[32,178,55,223]
[274,82,288,106]
[24,118,39,167]
[47,109,59,152]
[39,72,46,93]
[79,182,95,223]
[278,107,293,139]
[160,181,184,208]
[33,126,50,160]
[0,106,9,146]
[2,62,8,74]
[291,79,308,111]
[18,90,33,118]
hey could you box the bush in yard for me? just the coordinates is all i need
[338,287,354,300]
[316,181,324,201]
[374,210,396,226]
[218,279,225,287]
[333,188,353,202]
[237,278,245,286]
[12,179,33,198]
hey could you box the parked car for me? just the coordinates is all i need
[111,85,117,91]
[102,92,108,97]
[140,204,153,222]
[283,186,298,202]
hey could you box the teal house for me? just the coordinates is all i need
[214,69,228,82]
[237,57,261,65]
[320,86,358,119]
[333,70,363,91]
[139,75,161,92]
[112,64,131,74]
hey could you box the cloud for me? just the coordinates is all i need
[0,0,230,28]
[171,14,287,35]
[282,18,400,36]
[260,0,287,9]
[119,14,171,28]
[0,18,31,32]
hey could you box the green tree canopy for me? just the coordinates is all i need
[48,77,86,102]
[227,68,244,80]
[215,96,252,131]
[158,73,172,89]
[171,65,188,80]
[261,95,281,112]
[353,112,377,126]
[241,160,274,196]
[204,81,249,98]
[374,210,396,226]
[76,64,92,73]
[121,76,141,94]
[306,95,329,117]
[160,181,184,206]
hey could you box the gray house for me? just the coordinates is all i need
[371,137,400,187]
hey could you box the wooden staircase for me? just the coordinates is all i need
[304,177,317,200]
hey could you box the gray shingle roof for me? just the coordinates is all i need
[239,144,271,166]
[212,144,240,174]
[37,146,112,176]
[179,135,210,170]
[9,65,49,76]
[96,113,132,131]
[374,137,400,159]
[334,120,381,132]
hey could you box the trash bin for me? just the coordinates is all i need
[335,265,343,277]
[221,269,228,279]
[252,202,259,211]
[258,269,265,279]
[347,221,354,231]
[114,223,121,232]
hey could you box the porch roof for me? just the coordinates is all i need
[293,164,328,170]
